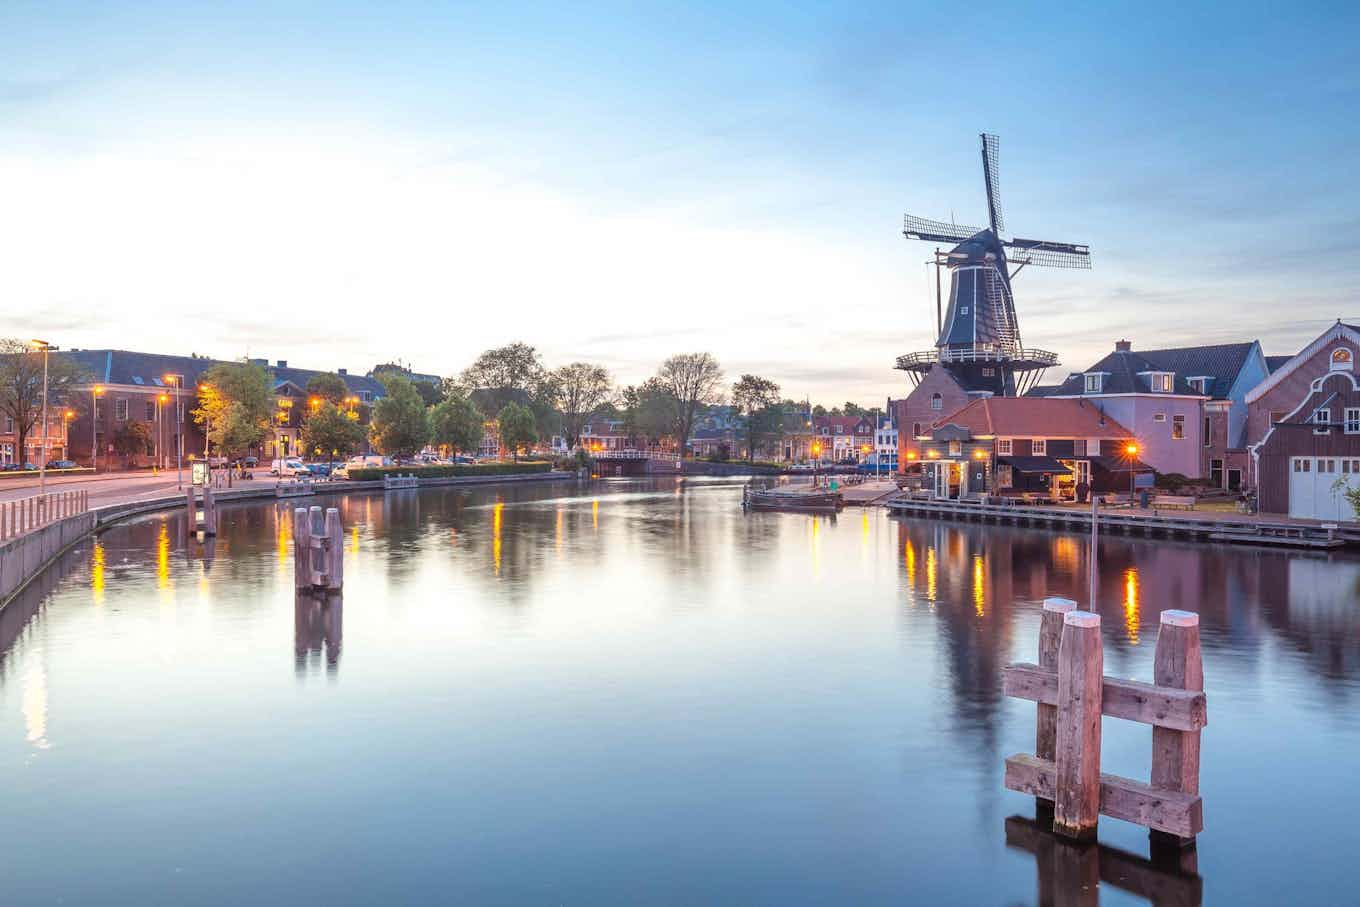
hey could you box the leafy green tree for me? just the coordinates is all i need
[301,402,367,464]
[369,375,430,457]
[112,421,153,465]
[305,372,350,405]
[497,402,537,462]
[553,361,613,450]
[843,401,868,417]
[635,377,679,443]
[732,374,781,463]
[0,339,89,465]
[460,342,547,412]
[194,360,274,462]
[655,352,723,455]
[428,393,484,456]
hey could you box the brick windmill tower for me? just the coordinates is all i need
[896,133,1091,397]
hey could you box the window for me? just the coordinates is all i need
[982,367,995,377]
[1314,408,1332,434]
[1084,374,1102,394]
[930,393,943,411]
[1153,413,1166,422]
[835,425,843,435]
[1203,416,1212,445]
[1149,373,1174,393]
[997,438,1012,455]
[145,400,156,420]
[1172,415,1185,439]
[1294,458,1310,473]
[1346,408,1360,433]
[960,306,969,314]
[1087,438,1101,456]
[3,416,12,433]
[1187,377,1207,394]
[948,440,962,456]
[1032,439,1047,455]
[358,390,372,402]
[1319,459,1336,474]
[998,465,1013,488]
[115,398,128,421]
[912,422,923,437]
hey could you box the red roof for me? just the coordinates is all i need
[815,415,873,433]
[932,397,1132,438]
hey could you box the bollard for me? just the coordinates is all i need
[325,507,343,590]
[293,507,311,590]
[1036,597,1078,823]
[1054,610,1103,841]
[1151,610,1203,850]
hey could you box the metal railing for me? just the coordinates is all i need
[0,489,90,542]
[895,346,1059,369]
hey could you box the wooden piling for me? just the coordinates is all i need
[1036,597,1078,822]
[1054,610,1103,841]
[325,507,343,589]
[293,507,311,590]
[1151,610,1203,850]
[202,484,216,535]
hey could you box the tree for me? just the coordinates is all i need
[369,374,430,457]
[301,403,366,464]
[732,374,781,463]
[193,360,274,462]
[112,421,153,466]
[461,343,547,411]
[305,373,350,405]
[0,339,88,466]
[428,393,484,456]
[497,402,537,462]
[843,401,868,417]
[655,352,724,456]
[635,377,679,443]
[553,362,613,450]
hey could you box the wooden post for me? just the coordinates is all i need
[1054,610,1103,841]
[202,484,216,535]
[186,486,196,531]
[1151,610,1203,850]
[293,507,311,590]
[1037,597,1078,823]
[309,506,324,585]
[324,507,343,590]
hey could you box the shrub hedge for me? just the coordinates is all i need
[347,461,553,481]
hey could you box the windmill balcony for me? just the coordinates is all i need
[895,346,1059,371]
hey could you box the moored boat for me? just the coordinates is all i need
[742,485,844,513]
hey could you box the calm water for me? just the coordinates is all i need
[2,477,1357,904]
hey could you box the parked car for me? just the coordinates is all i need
[0,463,21,471]
[238,456,258,468]
[346,455,392,469]
[270,458,309,477]
[208,456,229,468]
[304,462,333,477]
[44,460,79,470]
[330,462,350,479]
[452,455,475,464]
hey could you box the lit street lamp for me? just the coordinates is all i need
[164,374,183,488]
[157,393,169,472]
[30,339,53,498]
[1125,442,1140,502]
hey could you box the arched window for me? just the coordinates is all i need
[930,393,943,411]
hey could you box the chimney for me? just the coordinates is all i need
[276,360,288,368]
[1115,339,1132,353]
[338,368,347,375]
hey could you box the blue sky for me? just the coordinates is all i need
[2,1,1357,403]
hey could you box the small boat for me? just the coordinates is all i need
[742,484,844,513]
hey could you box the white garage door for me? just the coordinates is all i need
[1288,457,1360,521]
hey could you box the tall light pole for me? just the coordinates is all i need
[31,340,52,499]
[91,384,105,472]
[165,374,183,488]
[157,393,168,472]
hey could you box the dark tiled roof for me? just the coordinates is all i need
[1265,354,1293,373]
[1024,384,1066,397]
[1043,342,1257,398]
[58,349,386,398]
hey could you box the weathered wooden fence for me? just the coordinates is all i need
[0,490,89,541]
[1004,599,1206,844]
[293,506,343,592]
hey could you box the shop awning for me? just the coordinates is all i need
[1090,455,1153,473]
[998,456,1072,475]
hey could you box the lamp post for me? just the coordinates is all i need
[811,441,821,487]
[1125,442,1140,504]
[91,384,105,472]
[165,374,183,488]
[31,340,52,498]
[157,393,168,472]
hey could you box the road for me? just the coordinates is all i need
[0,470,281,507]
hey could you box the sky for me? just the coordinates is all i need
[2,1,1358,406]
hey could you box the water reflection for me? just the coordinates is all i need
[294,592,342,677]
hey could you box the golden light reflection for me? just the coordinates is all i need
[1124,567,1141,644]
[277,510,291,567]
[925,546,937,602]
[156,521,171,590]
[972,554,986,617]
[1052,537,1077,574]
[492,502,503,575]
[91,541,105,605]
[22,661,49,750]
[351,525,360,554]
[904,541,916,584]
[555,506,564,554]
[592,499,599,531]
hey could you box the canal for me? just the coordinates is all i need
[0,477,1356,904]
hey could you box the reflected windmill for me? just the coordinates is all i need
[898,133,1091,396]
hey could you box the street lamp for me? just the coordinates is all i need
[811,440,822,486]
[1125,442,1140,502]
[164,374,183,488]
[157,393,169,472]
[91,384,105,473]
[30,340,53,498]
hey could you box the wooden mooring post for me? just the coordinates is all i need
[184,485,217,535]
[1004,609,1207,844]
[293,505,343,592]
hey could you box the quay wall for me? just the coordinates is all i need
[0,511,98,606]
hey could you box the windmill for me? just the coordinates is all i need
[896,133,1090,396]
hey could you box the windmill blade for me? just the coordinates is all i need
[903,214,984,245]
[980,133,1004,236]
[1005,237,1092,269]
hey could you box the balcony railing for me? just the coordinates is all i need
[895,346,1060,370]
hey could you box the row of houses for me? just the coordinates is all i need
[892,322,1360,520]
